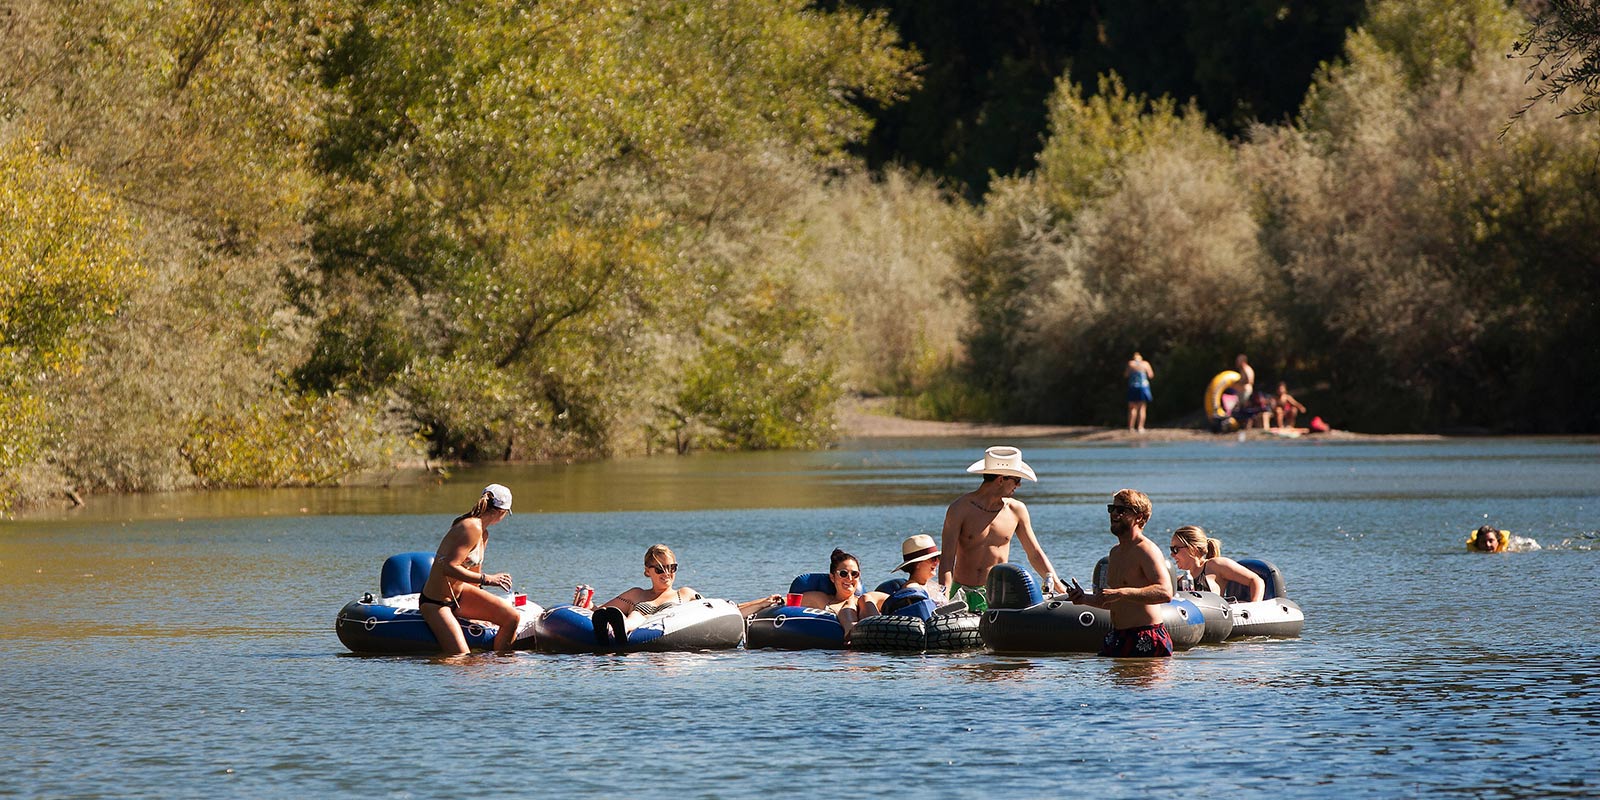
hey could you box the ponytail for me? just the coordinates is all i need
[452,493,494,525]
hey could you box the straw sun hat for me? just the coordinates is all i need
[895,534,941,572]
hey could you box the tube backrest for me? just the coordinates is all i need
[1224,558,1288,601]
[380,552,435,598]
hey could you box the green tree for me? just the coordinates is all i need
[0,134,141,501]
[300,0,916,458]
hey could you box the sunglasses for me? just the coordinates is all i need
[648,563,678,575]
[834,569,861,579]
[1108,504,1138,516]
[1169,545,1189,555]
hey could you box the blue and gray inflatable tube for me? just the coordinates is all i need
[534,598,746,654]
[976,563,1215,654]
[334,552,542,654]
[1219,558,1304,639]
[744,572,853,650]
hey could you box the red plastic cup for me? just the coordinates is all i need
[512,593,527,607]
[785,593,804,608]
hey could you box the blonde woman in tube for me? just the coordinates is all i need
[589,544,782,644]
[1169,525,1264,602]
[418,484,520,654]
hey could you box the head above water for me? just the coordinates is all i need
[1108,489,1152,527]
[645,544,678,575]
[829,548,861,594]
[1471,525,1505,552]
[457,483,513,522]
[1172,525,1222,560]
[895,534,941,573]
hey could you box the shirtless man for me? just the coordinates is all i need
[1233,354,1258,428]
[1065,489,1175,657]
[939,446,1067,613]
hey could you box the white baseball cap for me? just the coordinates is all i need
[483,483,513,510]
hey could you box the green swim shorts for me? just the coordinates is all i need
[952,581,988,613]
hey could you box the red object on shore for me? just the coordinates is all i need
[1309,416,1330,433]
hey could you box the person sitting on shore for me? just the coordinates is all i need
[1169,525,1264,602]
[1272,382,1308,429]
[590,544,781,644]
[800,548,887,639]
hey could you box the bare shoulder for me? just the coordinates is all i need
[1130,535,1165,565]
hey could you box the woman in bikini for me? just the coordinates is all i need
[590,544,783,644]
[799,548,888,639]
[1169,525,1264,602]
[417,483,521,654]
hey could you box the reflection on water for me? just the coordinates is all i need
[3,437,1598,799]
[1104,657,1174,688]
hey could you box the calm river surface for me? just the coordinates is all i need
[3,436,1598,798]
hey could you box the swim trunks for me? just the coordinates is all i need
[951,582,988,613]
[1099,623,1173,658]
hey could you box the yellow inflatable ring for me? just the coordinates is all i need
[1205,371,1242,422]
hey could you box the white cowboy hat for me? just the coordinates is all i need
[966,445,1037,482]
[895,534,941,572]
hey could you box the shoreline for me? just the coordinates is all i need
[834,396,1446,442]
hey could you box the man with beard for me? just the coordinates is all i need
[1065,488,1175,657]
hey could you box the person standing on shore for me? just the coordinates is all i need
[939,446,1067,612]
[1232,354,1257,426]
[1065,489,1175,658]
[1125,352,1154,433]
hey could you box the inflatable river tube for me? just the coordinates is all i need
[1220,558,1304,639]
[745,605,847,650]
[335,552,543,654]
[850,612,984,653]
[849,581,984,653]
[977,564,1216,654]
[744,571,863,650]
[534,598,746,654]
[1205,370,1242,432]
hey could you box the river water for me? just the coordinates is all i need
[3,436,1597,798]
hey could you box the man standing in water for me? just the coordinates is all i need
[940,446,1067,612]
[1065,488,1175,657]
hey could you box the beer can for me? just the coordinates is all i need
[581,585,595,607]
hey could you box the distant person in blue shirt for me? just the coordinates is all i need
[1125,352,1154,433]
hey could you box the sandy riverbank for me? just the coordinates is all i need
[834,397,1443,442]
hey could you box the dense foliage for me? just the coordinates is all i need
[952,0,1600,432]
[2,0,1597,510]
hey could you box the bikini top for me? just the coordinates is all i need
[633,591,701,616]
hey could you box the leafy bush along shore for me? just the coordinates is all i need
[2,0,1597,510]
